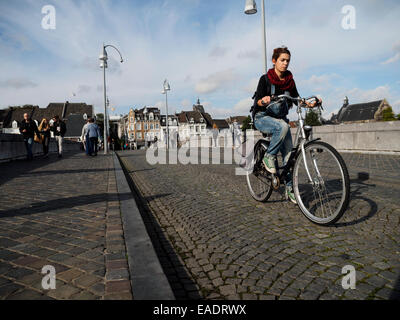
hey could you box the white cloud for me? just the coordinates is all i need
[195,69,238,94]
[0,78,37,89]
[233,98,252,115]
[209,46,228,58]
[382,41,400,64]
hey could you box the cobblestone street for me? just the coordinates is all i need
[0,152,132,300]
[118,149,400,300]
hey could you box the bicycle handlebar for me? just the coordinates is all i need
[271,94,323,110]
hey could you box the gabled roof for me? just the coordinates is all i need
[212,119,229,129]
[176,111,213,127]
[65,114,86,137]
[337,100,383,122]
[2,105,38,127]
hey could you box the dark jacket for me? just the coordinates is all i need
[19,119,40,139]
[253,74,300,118]
[50,120,67,137]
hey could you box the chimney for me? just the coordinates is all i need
[61,101,69,120]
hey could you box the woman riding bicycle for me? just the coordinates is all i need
[253,46,319,204]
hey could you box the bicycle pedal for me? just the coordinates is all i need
[271,175,280,190]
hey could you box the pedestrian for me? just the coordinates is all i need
[38,118,51,158]
[232,119,241,148]
[81,119,91,156]
[86,118,101,156]
[19,113,40,161]
[212,123,219,147]
[50,115,67,158]
[252,46,320,204]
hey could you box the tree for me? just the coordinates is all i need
[396,113,400,121]
[241,116,252,131]
[382,107,396,121]
[305,109,321,126]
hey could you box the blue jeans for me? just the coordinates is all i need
[24,137,34,160]
[254,112,293,187]
[85,137,91,155]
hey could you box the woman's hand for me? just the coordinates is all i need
[258,96,271,106]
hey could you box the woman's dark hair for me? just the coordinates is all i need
[272,46,291,62]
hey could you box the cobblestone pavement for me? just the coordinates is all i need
[118,149,400,300]
[0,152,132,300]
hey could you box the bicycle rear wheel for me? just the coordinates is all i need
[293,141,350,225]
[246,147,273,202]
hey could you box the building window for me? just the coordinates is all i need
[190,126,194,132]
[150,124,154,130]
[155,124,159,129]
[149,113,154,120]
[137,132,142,139]
[130,117,134,123]
[136,123,141,130]
[196,126,199,133]
[130,124,134,130]
[12,120,18,129]
[144,124,148,130]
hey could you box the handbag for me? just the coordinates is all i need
[265,84,290,119]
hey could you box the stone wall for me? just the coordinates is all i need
[0,133,82,162]
[186,121,400,154]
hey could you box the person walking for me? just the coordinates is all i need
[81,119,91,156]
[212,123,219,148]
[50,115,66,158]
[38,118,51,158]
[86,118,101,156]
[19,113,40,161]
[232,119,241,148]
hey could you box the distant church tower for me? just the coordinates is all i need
[193,98,205,113]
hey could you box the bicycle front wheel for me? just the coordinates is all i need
[293,141,350,225]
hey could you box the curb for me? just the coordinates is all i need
[112,152,175,300]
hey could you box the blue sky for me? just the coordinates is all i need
[0,0,399,120]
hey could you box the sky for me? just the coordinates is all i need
[0,0,399,121]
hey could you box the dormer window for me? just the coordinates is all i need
[12,120,18,129]
[190,117,194,123]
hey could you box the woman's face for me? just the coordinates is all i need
[273,53,291,73]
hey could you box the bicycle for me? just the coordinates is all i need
[246,95,350,225]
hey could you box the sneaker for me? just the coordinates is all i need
[286,186,297,204]
[262,155,276,174]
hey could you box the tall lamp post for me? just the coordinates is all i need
[244,0,268,74]
[162,79,170,149]
[99,44,123,154]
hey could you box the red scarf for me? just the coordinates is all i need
[267,68,295,91]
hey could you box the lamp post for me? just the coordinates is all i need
[99,43,123,154]
[162,79,170,149]
[244,0,268,74]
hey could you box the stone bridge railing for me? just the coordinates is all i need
[0,133,82,162]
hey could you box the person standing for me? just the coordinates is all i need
[19,113,40,161]
[50,115,66,158]
[86,118,101,156]
[38,118,51,158]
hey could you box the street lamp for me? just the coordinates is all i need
[162,79,170,149]
[99,43,123,154]
[244,0,268,74]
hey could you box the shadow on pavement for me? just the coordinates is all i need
[0,192,133,218]
[334,172,378,227]
[119,158,202,300]
[21,168,111,176]
[390,275,400,300]
[0,150,82,187]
